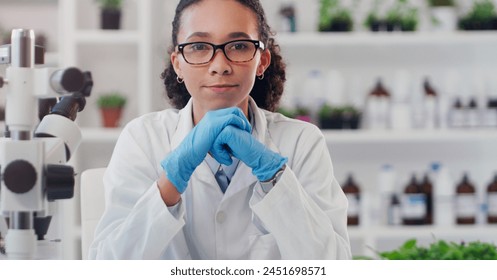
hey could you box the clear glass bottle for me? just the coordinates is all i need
[388,193,402,226]
[449,97,466,128]
[366,79,390,130]
[467,97,480,128]
[423,78,439,129]
[378,164,397,225]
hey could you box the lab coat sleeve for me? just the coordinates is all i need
[250,125,352,259]
[88,123,186,259]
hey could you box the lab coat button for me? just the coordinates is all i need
[216,211,226,223]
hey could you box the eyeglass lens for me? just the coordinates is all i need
[182,41,257,64]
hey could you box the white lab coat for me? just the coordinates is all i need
[89,98,351,259]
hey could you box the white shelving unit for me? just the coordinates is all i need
[275,28,497,258]
[56,0,168,259]
[328,128,497,257]
[59,0,156,129]
[5,0,496,259]
[277,31,497,47]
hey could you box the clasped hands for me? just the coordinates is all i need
[161,107,287,193]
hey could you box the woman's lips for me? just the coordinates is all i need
[206,84,238,93]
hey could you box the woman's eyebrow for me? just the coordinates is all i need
[185,31,252,41]
[186,32,210,40]
[227,32,251,39]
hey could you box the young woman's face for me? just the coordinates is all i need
[171,0,270,121]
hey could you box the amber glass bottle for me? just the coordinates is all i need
[455,173,477,225]
[342,174,360,226]
[486,173,497,224]
[401,174,426,225]
[420,174,433,225]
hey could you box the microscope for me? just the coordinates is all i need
[0,29,92,259]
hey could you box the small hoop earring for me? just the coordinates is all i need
[257,73,264,80]
[176,76,184,84]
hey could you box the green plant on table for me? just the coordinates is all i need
[468,0,496,22]
[277,107,296,119]
[95,0,123,10]
[379,239,497,260]
[97,93,126,108]
[319,0,353,31]
[427,0,454,7]
[459,0,497,30]
[317,103,335,119]
[400,7,419,31]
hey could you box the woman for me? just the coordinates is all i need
[89,0,351,259]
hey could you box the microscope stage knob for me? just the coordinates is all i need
[3,160,37,194]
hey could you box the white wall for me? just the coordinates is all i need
[0,1,59,51]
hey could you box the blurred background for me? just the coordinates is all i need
[1,0,497,259]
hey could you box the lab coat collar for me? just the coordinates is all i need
[171,97,269,148]
[170,98,194,151]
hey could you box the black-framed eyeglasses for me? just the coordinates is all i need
[177,39,265,65]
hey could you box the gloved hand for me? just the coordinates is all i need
[210,125,287,182]
[161,107,251,193]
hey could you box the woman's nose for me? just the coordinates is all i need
[208,49,232,75]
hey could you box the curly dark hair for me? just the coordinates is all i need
[160,0,286,112]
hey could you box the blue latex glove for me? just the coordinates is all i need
[161,107,251,193]
[211,125,287,182]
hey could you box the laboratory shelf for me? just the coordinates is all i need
[276,31,497,48]
[348,225,497,239]
[322,129,497,144]
[73,30,140,45]
[79,128,497,145]
[81,127,122,143]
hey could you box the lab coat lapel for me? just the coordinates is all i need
[223,162,257,199]
[170,98,194,150]
[222,99,279,199]
[189,161,224,201]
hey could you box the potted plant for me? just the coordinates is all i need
[459,0,497,30]
[277,106,296,119]
[383,0,418,32]
[428,0,457,31]
[294,106,312,123]
[318,104,361,129]
[400,7,419,32]
[97,92,126,128]
[364,11,383,32]
[428,0,454,5]
[384,4,403,31]
[319,0,353,32]
[341,105,361,129]
[363,0,384,32]
[96,0,123,30]
[318,103,342,129]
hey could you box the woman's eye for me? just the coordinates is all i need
[232,43,248,50]
[189,43,209,51]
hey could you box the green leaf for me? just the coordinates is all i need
[95,0,123,10]
[378,239,497,260]
[97,93,126,108]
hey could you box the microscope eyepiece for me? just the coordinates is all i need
[50,67,85,94]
